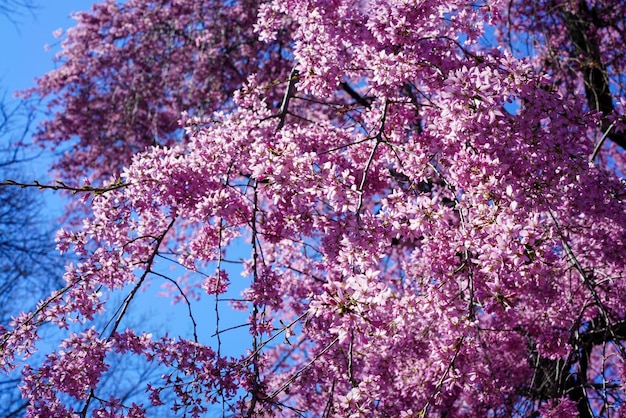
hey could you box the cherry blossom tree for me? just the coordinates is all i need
[24,0,291,183]
[4,0,626,416]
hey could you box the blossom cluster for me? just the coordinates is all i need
[3,0,625,416]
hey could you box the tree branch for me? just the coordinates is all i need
[0,179,127,194]
[562,2,626,150]
[275,66,299,131]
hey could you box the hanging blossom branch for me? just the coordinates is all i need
[546,209,625,417]
[419,336,466,417]
[77,218,177,416]
[548,210,625,350]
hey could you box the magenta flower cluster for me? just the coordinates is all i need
[4,0,626,416]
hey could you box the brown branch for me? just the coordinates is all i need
[275,66,300,131]
[339,81,372,108]
[419,336,465,416]
[266,336,340,400]
[0,179,127,195]
[562,3,626,150]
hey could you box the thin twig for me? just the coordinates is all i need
[267,336,340,400]
[355,101,388,221]
[420,336,464,416]
[590,120,616,162]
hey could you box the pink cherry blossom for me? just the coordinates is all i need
[3,0,625,416]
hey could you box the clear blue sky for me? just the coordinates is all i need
[0,2,96,194]
[0,2,92,92]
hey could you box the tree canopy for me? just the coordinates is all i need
[3,0,626,416]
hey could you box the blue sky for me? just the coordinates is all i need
[0,2,95,193]
[0,2,91,92]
